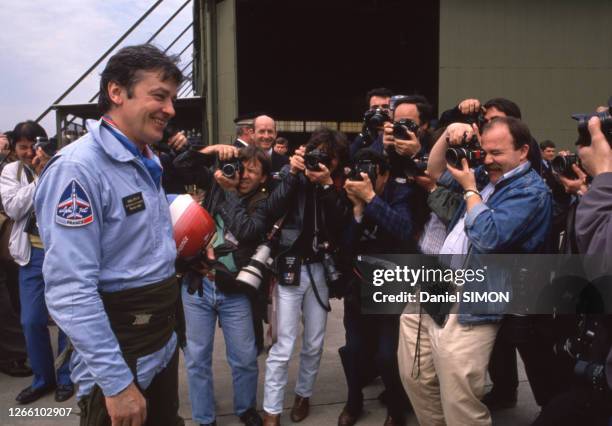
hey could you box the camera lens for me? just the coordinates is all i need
[222,163,236,177]
[446,148,466,169]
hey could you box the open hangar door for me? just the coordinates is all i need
[235,0,439,145]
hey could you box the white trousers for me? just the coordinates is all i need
[263,263,329,414]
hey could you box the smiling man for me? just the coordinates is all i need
[253,115,288,174]
[34,44,184,426]
[399,116,552,426]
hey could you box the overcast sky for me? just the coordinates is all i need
[0,0,193,135]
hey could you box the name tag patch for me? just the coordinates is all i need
[56,179,94,227]
[122,192,146,216]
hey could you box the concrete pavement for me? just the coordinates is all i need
[0,299,540,425]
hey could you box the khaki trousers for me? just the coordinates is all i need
[398,313,499,426]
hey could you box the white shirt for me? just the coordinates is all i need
[440,162,531,260]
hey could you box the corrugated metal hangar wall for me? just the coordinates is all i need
[200,0,612,149]
[439,0,612,148]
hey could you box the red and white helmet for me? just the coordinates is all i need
[169,194,215,258]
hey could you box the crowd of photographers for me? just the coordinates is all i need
[1,86,611,426]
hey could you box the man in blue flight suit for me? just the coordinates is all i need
[34,44,184,426]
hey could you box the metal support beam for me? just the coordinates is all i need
[164,23,193,53]
[145,0,191,44]
[178,82,193,98]
[36,0,163,123]
[207,0,218,144]
[177,40,194,59]
[178,72,193,89]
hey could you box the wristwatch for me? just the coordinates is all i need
[463,189,481,201]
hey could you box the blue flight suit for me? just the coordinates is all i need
[34,118,177,399]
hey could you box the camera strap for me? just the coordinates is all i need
[17,161,35,184]
[305,262,331,312]
[312,187,320,253]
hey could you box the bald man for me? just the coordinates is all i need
[254,115,288,175]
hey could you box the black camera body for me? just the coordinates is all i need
[554,314,611,392]
[153,127,204,154]
[304,148,331,172]
[218,157,243,178]
[404,154,429,177]
[315,241,342,288]
[364,107,392,130]
[34,136,57,157]
[392,119,419,140]
[465,111,486,130]
[348,159,378,186]
[25,211,39,237]
[361,107,392,145]
[552,154,581,179]
[446,135,485,169]
[572,98,612,147]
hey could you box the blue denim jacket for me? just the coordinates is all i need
[439,163,552,324]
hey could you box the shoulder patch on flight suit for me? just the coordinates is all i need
[55,179,94,227]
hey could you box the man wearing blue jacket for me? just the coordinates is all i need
[339,148,417,426]
[398,116,552,426]
[34,44,184,426]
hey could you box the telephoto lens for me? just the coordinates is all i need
[235,242,273,294]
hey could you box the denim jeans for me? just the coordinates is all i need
[182,277,258,424]
[263,263,329,414]
[19,247,71,389]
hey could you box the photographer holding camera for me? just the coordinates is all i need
[350,88,393,157]
[382,95,433,160]
[153,127,194,194]
[0,129,31,380]
[381,95,435,244]
[398,116,552,426]
[575,115,612,263]
[0,121,72,404]
[525,105,612,426]
[261,127,349,426]
[173,143,272,426]
[337,148,417,426]
[433,97,561,410]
